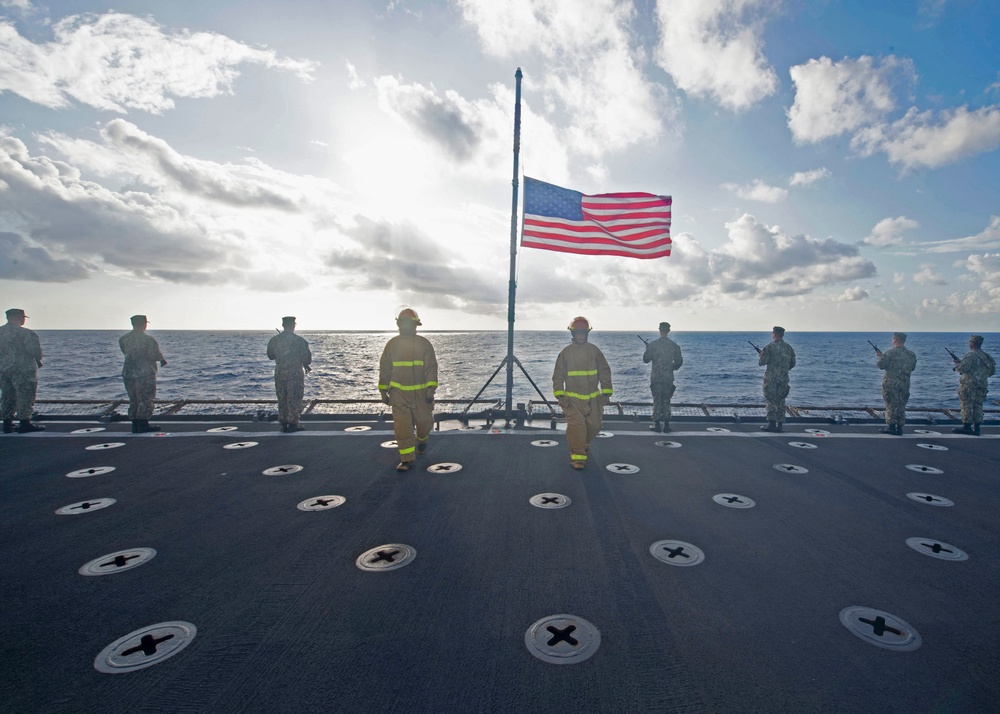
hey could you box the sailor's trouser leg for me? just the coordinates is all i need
[413,395,433,447]
[1,371,17,420]
[763,380,789,423]
[1,371,36,420]
[884,393,909,427]
[565,400,590,464]
[275,377,304,424]
[959,384,986,424]
[651,382,674,421]
[125,377,157,421]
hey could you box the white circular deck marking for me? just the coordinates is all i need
[804,429,830,437]
[71,427,105,434]
[529,493,571,509]
[207,426,238,432]
[706,427,730,433]
[650,540,704,566]
[788,441,817,449]
[905,537,968,561]
[713,494,756,509]
[905,464,943,474]
[774,464,809,474]
[606,463,639,474]
[380,440,398,449]
[56,498,116,515]
[655,440,682,448]
[913,429,941,435]
[79,548,157,576]
[85,442,125,451]
[839,607,921,651]
[262,465,303,476]
[297,495,346,511]
[345,425,371,432]
[94,622,197,674]
[530,439,559,447]
[223,441,258,450]
[66,466,116,478]
[916,443,948,451]
[428,462,463,474]
[906,493,954,507]
[356,544,417,571]
[525,615,601,665]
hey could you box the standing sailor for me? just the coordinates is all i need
[378,308,438,472]
[875,332,917,435]
[0,308,45,433]
[553,316,613,470]
[119,315,167,433]
[642,321,683,433]
[951,334,995,436]
[758,326,795,432]
[267,316,312,432]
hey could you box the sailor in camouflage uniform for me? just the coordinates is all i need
[0,308,45,433]
[951,334,995,436]
[758,326,796,432]
[875,332,917,435]
[119,315,167,433]
[642,321,683,433]
[267,316,312,432]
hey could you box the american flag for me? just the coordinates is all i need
[521,176,672,259]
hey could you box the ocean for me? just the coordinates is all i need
[31,330,995,409]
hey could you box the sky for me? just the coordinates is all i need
[0,0,999,332]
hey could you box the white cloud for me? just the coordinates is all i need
[920,216,1000,253]
[787,55,914,143]
[346,61,366,90]
[852,105,1000,171]
[864,216,919,247]
[837,286,869,302]
[919,254,1000,317]
[653,0,778,111]
[913,264,948,285]
[455,0,664,157]
[788,167,830,186]
[893,272,906,284]
[723,179,787,203]
[0,13,316,113]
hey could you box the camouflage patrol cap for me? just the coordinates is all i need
[772,326,785,335]
[659,322,671,332]
[893,332,907,343]
[5,308,27,318]
[130,314,148,324]
[282,316,296,325]
[970,334,984,346]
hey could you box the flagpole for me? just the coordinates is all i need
[505,67,522,426]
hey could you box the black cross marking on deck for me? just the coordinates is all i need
[85,469,101,474]
[369,549,400,564]
[538,441,555,445]
[914,466,935,472]
[780,465,800,472]
[858,616,903,638]
[122,633,174,657]
[920,542,953,554]
[310,499,333,507]
[73,502,99,510]
[614,465,633,471]
[663,546,690,559]
[724,497,744,504]
[433,465,455,472]
[275,467,296,473]
[545,625,578,647]
[101,554,140,568]
[541,497,560,504]
[918,495,940,503]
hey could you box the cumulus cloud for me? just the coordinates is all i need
[654,0,778,111]
[0,230,91,281]
[455,0,664,157]
[920,215,1000,253]
[0,12,316,113]
[918,253,1000,317]
[864,216,919,247]
[913,264,948,285]
[375,76,481,161]
[787,55,914,144]
[837,286,869,302]
[789,167,830,186]
[723,179,787,203]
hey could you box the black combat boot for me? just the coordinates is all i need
[662,422,672,433]
[775,422,784,433]
[649,421,661,432]
[3,419,14,433]
[879,425,895,434]
[286,422,305,432]
[761,421,776,432]
[131,420,141,433]
[952,423,973,434]
[17,420,45,433]
[973,423,981,436]
[895,425,904,435]
[141,420,162,432]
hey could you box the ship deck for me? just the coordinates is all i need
[2,413,998,713]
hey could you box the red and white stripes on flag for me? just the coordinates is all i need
[521,176,672,259]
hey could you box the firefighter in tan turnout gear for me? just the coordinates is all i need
[378,309,438,472]
[553,316,613,470]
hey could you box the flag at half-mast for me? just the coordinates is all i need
[521,176,672,259]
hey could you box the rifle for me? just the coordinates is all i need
[637,334,649,346]
[748,340,762,355]
[945,346,960,364]
[867,340,880,354]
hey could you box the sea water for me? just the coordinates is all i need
[32,331,995,409]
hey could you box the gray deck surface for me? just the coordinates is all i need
[2,420,998,713]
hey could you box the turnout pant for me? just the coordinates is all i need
[275,376,305,424]
[0,370,37,421]
[124,376,157,420]
[565,398,603,464]
[390,391,434,463]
